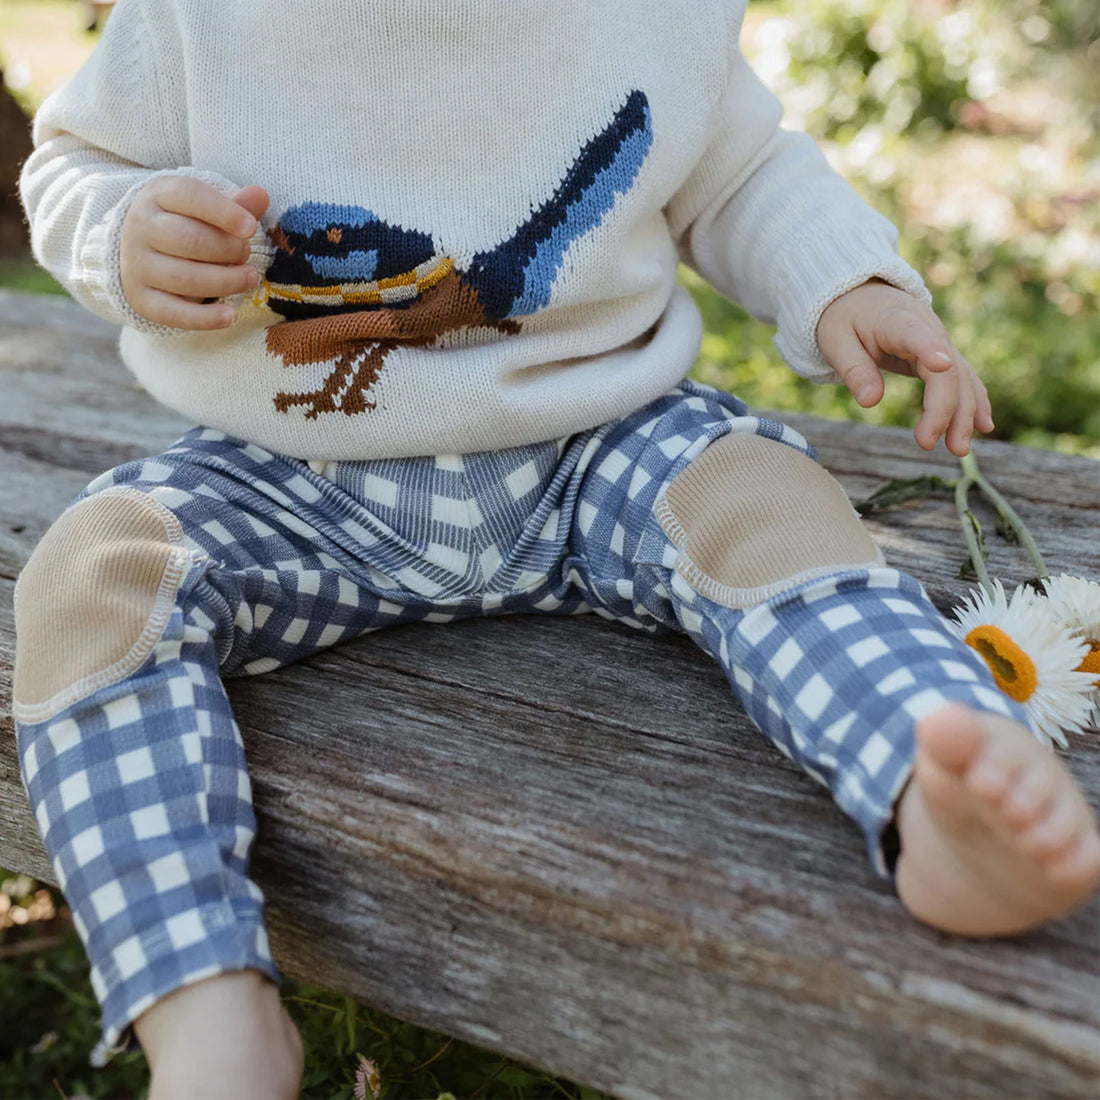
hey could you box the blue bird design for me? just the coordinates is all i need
[261,90,653,419]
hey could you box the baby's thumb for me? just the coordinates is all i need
[229,185,270,224]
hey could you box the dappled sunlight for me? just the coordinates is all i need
[711,0,1099,456]
[0,876,57,929]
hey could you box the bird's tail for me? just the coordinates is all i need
[465,90,653,321]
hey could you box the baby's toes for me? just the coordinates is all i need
[1000,765,1056,830]
[1047,827,1100,889]
[966,751,1024,807]
[1019,794,1088,860]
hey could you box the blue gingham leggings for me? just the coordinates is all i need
[13,380,1025,1060]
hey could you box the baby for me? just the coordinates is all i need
[14,0,1099,1096]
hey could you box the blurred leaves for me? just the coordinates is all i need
[690,0,1099,456]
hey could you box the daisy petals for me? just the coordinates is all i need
[949,580,1094,748]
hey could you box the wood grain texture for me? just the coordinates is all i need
[1,290,1098,1098]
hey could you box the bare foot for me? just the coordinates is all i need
[894,704,1100,937]
[134,969,304,1099]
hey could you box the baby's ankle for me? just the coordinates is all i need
[135,969,303,1100]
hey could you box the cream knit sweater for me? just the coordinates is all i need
[20,0,930,461]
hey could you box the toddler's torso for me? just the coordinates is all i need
[115,0,745,459]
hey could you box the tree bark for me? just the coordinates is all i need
[0,77,34,255]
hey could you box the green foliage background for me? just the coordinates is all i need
[688,0,1099,457]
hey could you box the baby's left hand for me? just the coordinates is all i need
[816,279,994,457]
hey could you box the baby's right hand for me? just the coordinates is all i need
[119,177,269,330]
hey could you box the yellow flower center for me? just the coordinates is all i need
[965,625,1038,703]
[1077,639,1100,680]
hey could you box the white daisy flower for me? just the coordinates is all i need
[948,579,1095,749]
[1042,573,1100,720]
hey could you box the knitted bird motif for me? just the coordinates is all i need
[258,90,652,420]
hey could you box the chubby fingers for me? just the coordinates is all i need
[128,287,242,330]
[142,251,260,302]
[970,365,995,434]
[151,174,259,239]
[229,184,271,225]
[936,353,974,455]
[820,282,997,457]
[122,175,265,329]
[872,312,984,456]
[941,353,995,456]
[145,209,253,265]
[915,348,995,456]
[828,329,885,408]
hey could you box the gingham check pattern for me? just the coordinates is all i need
[14,379,1027,1063]
[673,567,1026,873]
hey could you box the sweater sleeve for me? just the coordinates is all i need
[18,0,264,334]
[664,40,931,384]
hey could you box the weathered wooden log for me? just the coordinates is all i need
[1,289,1098,1099]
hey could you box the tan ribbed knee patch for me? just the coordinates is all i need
[656,433,883,608]
[12,488,189,723]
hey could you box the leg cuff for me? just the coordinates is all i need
[90,912,279,1067]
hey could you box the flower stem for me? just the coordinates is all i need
[954,468,993,595]
[960,450,1049,580]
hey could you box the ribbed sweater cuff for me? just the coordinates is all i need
[79,167,267,336]
[772,225,932,385]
